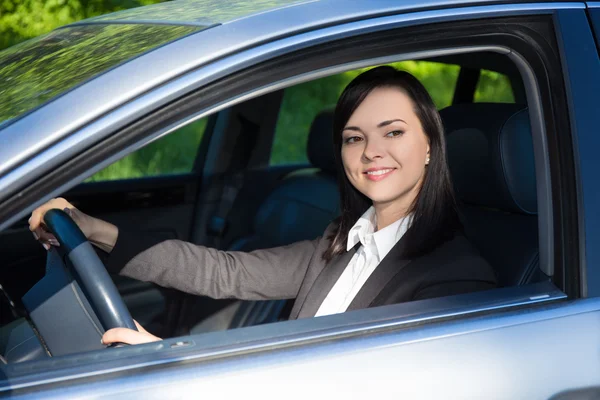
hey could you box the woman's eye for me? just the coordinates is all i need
[344,136,363,144]
[386,130,404,137]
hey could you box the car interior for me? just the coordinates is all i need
[0,50,546,363]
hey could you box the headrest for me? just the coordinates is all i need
[307,109,336,173]
[441,103,536,214]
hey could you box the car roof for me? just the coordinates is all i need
[72,0,575,27]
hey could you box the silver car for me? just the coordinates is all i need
[0,0,598,398]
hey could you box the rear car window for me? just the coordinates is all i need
[474,69,515,103]
[86,118,208,182]
[0,23,204,124]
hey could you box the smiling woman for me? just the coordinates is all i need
[29,66,497,345]
[325,67,459,263]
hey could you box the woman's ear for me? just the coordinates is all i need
[425,146,431,165]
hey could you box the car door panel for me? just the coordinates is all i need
[5,287,596,399]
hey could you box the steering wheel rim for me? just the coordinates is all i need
[43,209,137,332]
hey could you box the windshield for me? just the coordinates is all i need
[0,23,203,125]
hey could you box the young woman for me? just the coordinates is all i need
[29,66,497,345]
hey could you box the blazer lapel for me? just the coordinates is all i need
[294,245,358,319]
[346,236,411,312]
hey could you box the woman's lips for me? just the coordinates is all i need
[364,168,395,181]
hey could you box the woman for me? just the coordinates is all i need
[29,66,497,345]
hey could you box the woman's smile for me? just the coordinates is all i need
[364,167,396,181]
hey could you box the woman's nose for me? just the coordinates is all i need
[362,138,385,161]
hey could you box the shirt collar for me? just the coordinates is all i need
[346,206,412,259]
[346,207,376,251]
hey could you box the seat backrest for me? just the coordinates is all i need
[441,103,542,287]
[230,109,339,251]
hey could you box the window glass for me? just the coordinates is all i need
[474,69,515,103]
[0,24,204,124]
[86,118,207,182]
[270,61,460,165]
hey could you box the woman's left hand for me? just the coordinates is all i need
[102,320,162,346]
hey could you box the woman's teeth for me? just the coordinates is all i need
[366,169,393,176]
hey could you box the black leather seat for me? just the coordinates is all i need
[229,109,339,251]
[441,103,544,287]
[191,109,339,333]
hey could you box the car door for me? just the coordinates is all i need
[0,2,599,399]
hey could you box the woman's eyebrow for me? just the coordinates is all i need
[343,119,407,132]
[377,119,407,128]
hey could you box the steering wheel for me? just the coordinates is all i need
[43,209,137,332]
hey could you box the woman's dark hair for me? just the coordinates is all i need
[323,66,461,262]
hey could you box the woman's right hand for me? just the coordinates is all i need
[102,320,162,346]
[28,197,119,252]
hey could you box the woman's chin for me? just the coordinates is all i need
[365,192,402,206]
[365,189,417,210]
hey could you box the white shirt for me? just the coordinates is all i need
[314,206,412,317]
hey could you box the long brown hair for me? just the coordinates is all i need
[323,66,461,262]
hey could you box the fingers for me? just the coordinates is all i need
[28,198,75,250]
[102,327,161,346]
[28,197,73,232]
[32,229,58,250]
[133,320,148,334]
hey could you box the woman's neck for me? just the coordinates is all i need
[373,202,409,231]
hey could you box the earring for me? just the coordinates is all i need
[426,156,430,165]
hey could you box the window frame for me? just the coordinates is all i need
[0,7,582,391]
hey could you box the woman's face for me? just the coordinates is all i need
[341,86,430,214]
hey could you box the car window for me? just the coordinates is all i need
[474,69,515,103]
[86,118,207,182]
[270,61,460,165]
[0,23,206,125]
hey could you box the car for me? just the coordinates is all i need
[0,0,599,398]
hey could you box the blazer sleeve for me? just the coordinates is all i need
[103,229,321,301]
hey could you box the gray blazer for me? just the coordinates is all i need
[106,223,497,319]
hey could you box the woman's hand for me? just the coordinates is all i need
[28,197,119,252]
[102,320,162,346]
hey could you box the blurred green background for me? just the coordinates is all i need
[0,0,514,181]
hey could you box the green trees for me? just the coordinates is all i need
[0,0,164,50]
